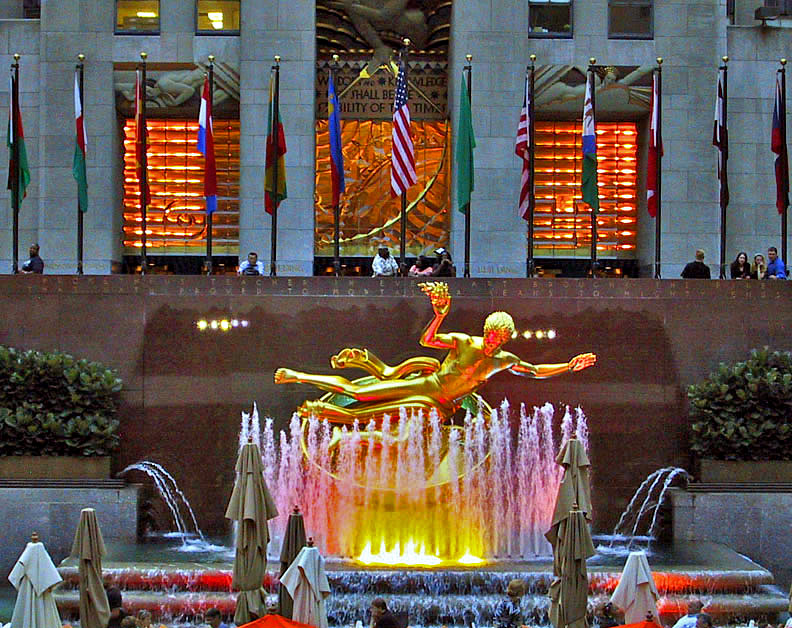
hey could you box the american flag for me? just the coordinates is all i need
[515,72,531,220]
[390,59,416,197]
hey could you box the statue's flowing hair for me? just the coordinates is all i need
[483,311,515,339]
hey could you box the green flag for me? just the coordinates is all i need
[6,71,30,209]
[456,75,475,212]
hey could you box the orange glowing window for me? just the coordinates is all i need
[530,121,638,258]
[121,118,240,254]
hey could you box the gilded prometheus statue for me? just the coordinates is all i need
[274,282,597,425]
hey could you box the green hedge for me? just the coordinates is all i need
[0,346,122,456]
[689,348,792,461]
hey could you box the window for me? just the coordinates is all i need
[116,0,160,34]
[197,0,241,33]
[608,0,653,39]
[23,0,40,19]
[529,0,573,38]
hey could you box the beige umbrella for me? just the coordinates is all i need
[70,508,110,628]
[610,551,659,624]
[546,438,595,628]
[8,533,63,628]
[278,506,307,619]
[225,441,279,625]
[548,508,596,628]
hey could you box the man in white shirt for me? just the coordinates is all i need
[671,598,703,628]
[372,247,399,277]
[238,252,265,276]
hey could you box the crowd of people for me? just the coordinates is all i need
[372,247,457,278]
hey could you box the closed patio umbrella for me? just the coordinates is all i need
[8,533,63,628]
[278,506,307,619]
[70,508,110,628]
[610,551,659,624]
[280,543,330,628]
[225,440,279,625]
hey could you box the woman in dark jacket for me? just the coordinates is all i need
[730,251,751,279]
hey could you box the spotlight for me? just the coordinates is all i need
[522,331,533,339]
[219,319,230,331]
[535,330,544,339]
[241,320,249,328]
[197,319,208,331]
[210,320,219,330]
[547,329,557,339]
[511,331,518,339]
[231,319,239,328]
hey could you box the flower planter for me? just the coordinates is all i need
[699,459,792,483]
[0,456,111,479]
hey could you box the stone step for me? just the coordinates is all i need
[56,565,774,596]
[53,589,789,625]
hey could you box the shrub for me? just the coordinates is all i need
[0,346,122,456]
[689,348,792,461]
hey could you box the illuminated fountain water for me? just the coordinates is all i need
[249,400,589,566]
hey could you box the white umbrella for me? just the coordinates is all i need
[610,550,660,624]
[280,543,330,628]
[8,533,63,628]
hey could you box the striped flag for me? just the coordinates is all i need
[515,71,531,220]
[134,68,149,208]
[197,76,217,215]
[647,71,663,218]
[264,72,287,214]
[73,69,88,213]
[328,68,345,207]
[6,69,30,208]
[772,73,788,215]
[713,68,728,208]
[581,72,599,211]
[390,58,416,197]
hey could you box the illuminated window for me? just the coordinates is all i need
[608,0,653,38]
[531,121,638,259]
[197,0,240,33]
[116,0,160,33]
[529,0,573,37]
[122,119,240,254]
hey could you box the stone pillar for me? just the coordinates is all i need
[239,0,316,276]
[36,0,117,274]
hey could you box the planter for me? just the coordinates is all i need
[699,459,792,483]
[0,456,111,479]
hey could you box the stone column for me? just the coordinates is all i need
[239,0,316,276]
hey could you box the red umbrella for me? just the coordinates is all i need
[239,614,317,628]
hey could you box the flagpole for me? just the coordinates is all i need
[10,53,19,274]
[588,58,598,271]
[654,57,663,279]
[205,54,215,276]
[780,58,788,265]
[527,54,536,277]
[270,55,280,277]
[140,51,148,275]
[332,54,341,276]
[76,54,85,275]
[463,53,472,278]
[399,38,410,274]
[719,56,728,279]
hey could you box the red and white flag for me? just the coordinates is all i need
[647,71,663,217]
[390,59,417,197]
[515,72,531,220]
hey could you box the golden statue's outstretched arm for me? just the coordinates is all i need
[418,282,455,350]
[510,352,597,379]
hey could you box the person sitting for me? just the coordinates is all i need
[752,253,766,279]
[238,251,265,276]
[120,617,137,628]
[409,255,434,277]
[594,602,620,628]
[372,247,399,277]
[671,598,703,628]
[205,608,229,628]
[765,246,787,280]
[432,248,456,277]
[493,578,526,628]
[695,613,713,628]
[106,587,127,628]
[680,249,711,279]
[729,252,751,279]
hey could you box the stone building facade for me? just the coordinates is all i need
[0,0,788,276]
